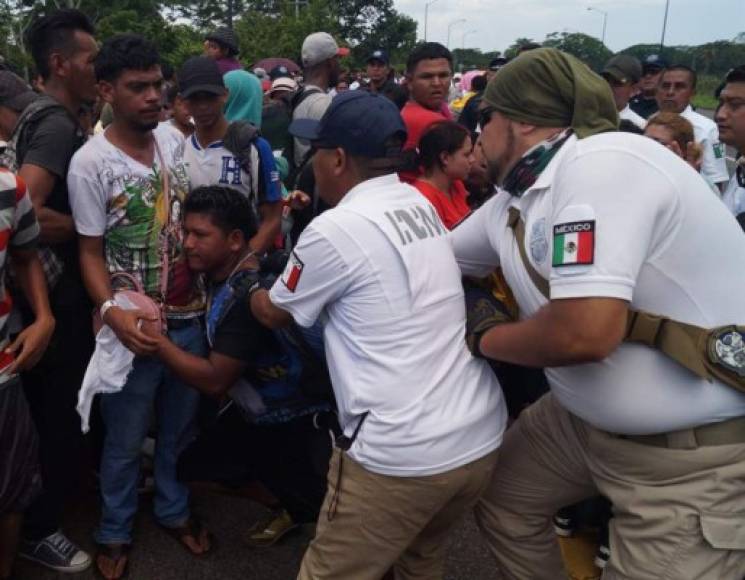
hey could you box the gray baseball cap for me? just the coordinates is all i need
[301,32,349,68]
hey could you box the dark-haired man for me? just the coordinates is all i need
[250,90,506,580]
[401,42,453,153]
[601,54,646,130]
[148,185,334,549]
[68,34,208,580]
[364,49,395,94]
[657,65,729,190]
[718,66,745,225]
[203,27,241,75]
[0,9,98,573]
[458,74,487,135]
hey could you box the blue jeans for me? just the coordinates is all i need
[95,319,206,545]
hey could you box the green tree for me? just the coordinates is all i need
[504,37,536,59]
[542,31,611,71]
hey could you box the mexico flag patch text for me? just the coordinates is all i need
[552,220,595,266]
[281,251,304,292]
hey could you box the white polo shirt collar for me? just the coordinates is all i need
[337,173,401,207]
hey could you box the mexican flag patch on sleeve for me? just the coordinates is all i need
[552,220,595,266]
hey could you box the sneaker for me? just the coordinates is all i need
[19,530,92,573]
[594,522,611,569]
[245,509,298,548]
[553,508,576,537]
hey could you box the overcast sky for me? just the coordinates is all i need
[393,0,745,54]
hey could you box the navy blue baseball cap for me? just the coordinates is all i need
[289,91,406,158]
[642,54,668,73]
[367,49,389,65]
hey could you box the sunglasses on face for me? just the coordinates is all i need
[479,106,497,130]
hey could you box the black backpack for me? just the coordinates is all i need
[282,86,323,189]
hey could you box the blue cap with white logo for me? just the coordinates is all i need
[289,91,406,158]
[367,49,389,65]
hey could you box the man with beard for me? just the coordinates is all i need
[451,48,745,579]
[68,35,209,580]
[291,32,348,168]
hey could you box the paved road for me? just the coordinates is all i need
[16,489,503,580]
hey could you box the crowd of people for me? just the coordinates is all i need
[1,7,745,580]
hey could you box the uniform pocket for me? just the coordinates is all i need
[700,511,745,550]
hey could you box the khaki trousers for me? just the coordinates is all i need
[298,447,498,580]
[475,393,745,580]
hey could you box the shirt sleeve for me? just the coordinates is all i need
[20,113,77,179]
[548,149,675,301]
[448,193,502,277]
[269,220,349,327]
[211,300,266,363]
[9,175,40,250]
[68,156,108,237]
[699,125,729,185]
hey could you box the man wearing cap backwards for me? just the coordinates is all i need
[451,47,745,579]
[629,54,666,119]
[365,49,396,94]
[601,54,646,130]
[203,27,241,75]
[718,66,745,227]
[249,91,506,580]
[657,65,730,192]
[292,32,349,166]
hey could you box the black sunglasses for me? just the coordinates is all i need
[478,106,497,130]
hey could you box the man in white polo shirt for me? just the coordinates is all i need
[717,65,745,227]
[452,48,745,579]
[657,65,730,191]
[250,91,506,580]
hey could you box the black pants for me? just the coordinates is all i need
[178,403,334,524]
[21,273,93,540]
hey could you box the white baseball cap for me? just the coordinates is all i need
[268,77,299,96]
[301,32,349,68]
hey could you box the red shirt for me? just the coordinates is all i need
[401,101,446,151]
[413,179,471,230]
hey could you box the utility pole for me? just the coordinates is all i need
[659,0,671,53]
[424,0,441,41]
[227,0,234,29]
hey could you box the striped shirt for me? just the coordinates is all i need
[0,169,41,382]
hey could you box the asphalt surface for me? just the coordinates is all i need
[15,488,503,580]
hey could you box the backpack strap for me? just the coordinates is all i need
[507,207,550,299]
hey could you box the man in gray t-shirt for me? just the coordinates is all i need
[291,32,348,165]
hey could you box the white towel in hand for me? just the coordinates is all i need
[76,294,140,433]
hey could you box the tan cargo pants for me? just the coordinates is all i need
[298,447,498,580]
[475,393,745,580]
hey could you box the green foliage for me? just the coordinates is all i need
[451,48,501,72]
[543,31,612,71]
[504,38,536,59]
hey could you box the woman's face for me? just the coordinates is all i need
[442,135,474,181]
[644,124,680,157]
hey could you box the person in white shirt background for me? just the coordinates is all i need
[717,65,745,224]
[600,54,646,130]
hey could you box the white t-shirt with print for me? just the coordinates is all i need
[270,174,506,477]
[183,133,260,203]
[680,105,729,186]
[451,132,745,435]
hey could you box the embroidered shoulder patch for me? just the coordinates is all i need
[281,251,304,292]
[552,221,595,267]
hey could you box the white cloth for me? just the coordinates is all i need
[619,104,646,130]
[450,132,745,435]
[270,174,506,477]
[76,294,140,433]
[680,105,729,186]
[183,133,260,202]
